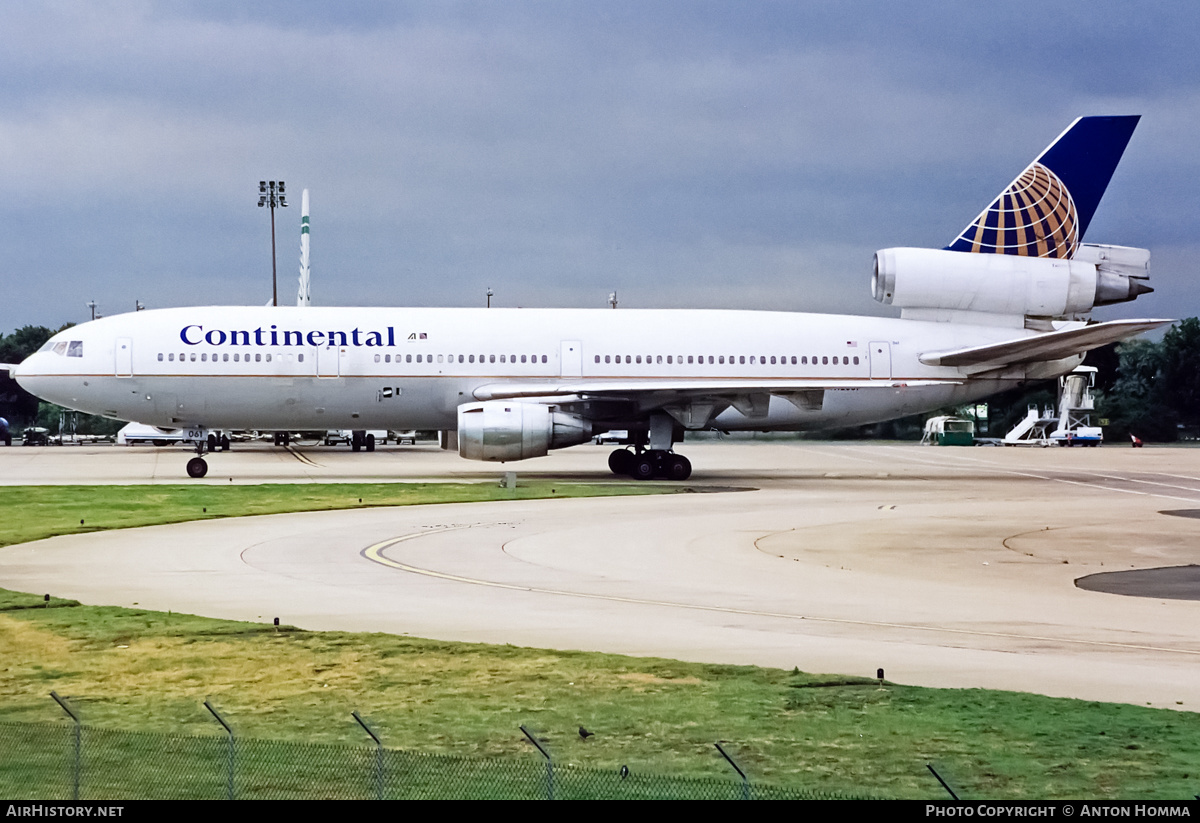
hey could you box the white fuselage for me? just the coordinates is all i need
[16,305,1068,438]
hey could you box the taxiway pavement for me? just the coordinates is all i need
[2,440,1198,709]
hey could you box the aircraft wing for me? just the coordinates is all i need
[473,378,953,402]
[918,319,1172,368]
[0,364,17,376]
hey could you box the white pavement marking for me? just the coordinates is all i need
[876,445,1200,504]
[363,528,1200,657]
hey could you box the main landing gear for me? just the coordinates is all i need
[608,448,692,481]
[607,413,691,481]
[350,430,375,452]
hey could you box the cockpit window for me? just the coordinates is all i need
[43,340,83,356]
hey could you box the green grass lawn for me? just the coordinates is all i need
[1,484,1198,799]
[0,480,673,548]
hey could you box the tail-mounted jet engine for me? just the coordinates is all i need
[457,401,593,462]
[872,245,1151,319]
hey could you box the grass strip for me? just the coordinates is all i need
[1,592,1198,799]
[0,481,674,549]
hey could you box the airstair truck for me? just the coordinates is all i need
[1002,366,1102,446]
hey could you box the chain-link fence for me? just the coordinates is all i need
[0,721,862,800]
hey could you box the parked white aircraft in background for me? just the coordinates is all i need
[14,116,1167,479]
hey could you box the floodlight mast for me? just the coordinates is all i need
[257,181,288,307]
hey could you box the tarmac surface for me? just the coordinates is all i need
[2,438,1199,709]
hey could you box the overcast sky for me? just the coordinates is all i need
[2,1,1196,333]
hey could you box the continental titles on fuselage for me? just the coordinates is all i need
[180,325,398,348]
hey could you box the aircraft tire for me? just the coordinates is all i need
[186,457,208,479]
[665,454,692,481]
[630,455,656,481]
[220,435,230,451]
[207,434,218,451]
[366,433,375,452]
[608,449,633,475]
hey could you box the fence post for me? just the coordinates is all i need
[49,692,80,801]
[927,763,960,800]
[353,711,385,800]
[520,725,554,800]
[204,700,235,800]
[715,741,749,800]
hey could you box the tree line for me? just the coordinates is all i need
[1094,316,1200,442]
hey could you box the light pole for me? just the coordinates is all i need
[486,287,493,308]
[258,181,288,306]
[86,301,96,321]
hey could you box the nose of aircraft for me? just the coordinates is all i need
[11,353,32,383]
[10,351,46,395]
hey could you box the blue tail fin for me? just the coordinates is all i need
[947,115,1140,258]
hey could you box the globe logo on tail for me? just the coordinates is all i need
[951,162,1079,258]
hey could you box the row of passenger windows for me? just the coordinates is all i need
[155,350,859,368]
[596,354,860,366]
[158,352,304,363]
[373,353,549,364]
[156,351,550,366]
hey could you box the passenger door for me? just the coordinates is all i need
[869,341,891,379]
[317,344,341,378]
[115,338,133,377]
[560,340,582,378]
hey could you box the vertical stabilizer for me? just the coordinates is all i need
[298,189,311,307]
[947,116,1140,259]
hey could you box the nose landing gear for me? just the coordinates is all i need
[186,455,208,478]
[183,428,227,478]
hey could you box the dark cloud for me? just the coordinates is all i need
[0,2,1195,332]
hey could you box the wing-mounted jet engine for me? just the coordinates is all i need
[458,401,593,461]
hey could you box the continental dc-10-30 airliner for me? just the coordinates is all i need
[11,116,1168,479]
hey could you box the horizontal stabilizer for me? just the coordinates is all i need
[918,319,1171,368]
[473,378,954,402]
[0,364,17,376]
